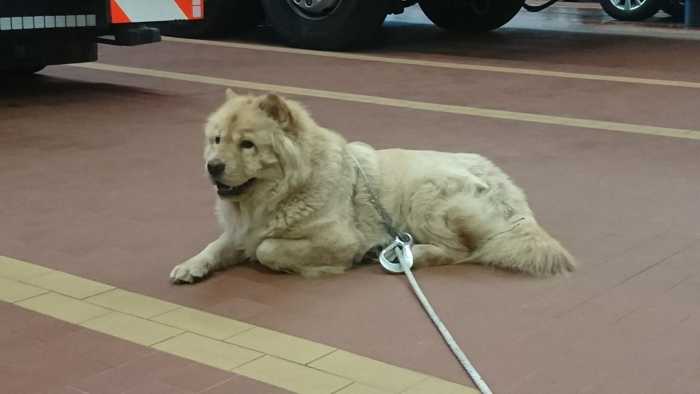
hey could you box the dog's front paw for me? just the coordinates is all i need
[170,258,210,284]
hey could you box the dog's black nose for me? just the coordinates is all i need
[207,160,225,177]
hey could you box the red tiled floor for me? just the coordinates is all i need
[0,304,290,394]
[72,352,221,394]
[47,387,88,394]
[157,363,236,393]
[0,306,113,393]
[90,39,700,131]
[3,72,700,391]
[3,5,700,393]
[200,376,293,394]
[120,380,194,394]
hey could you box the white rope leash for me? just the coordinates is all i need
[380,236,493,394]
[348,151,492,393]
[398,252,493,394]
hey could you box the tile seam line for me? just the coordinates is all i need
[110,308,256,343]
[303,360,428,393]
[222,342,338,366]
[554,241,696,318]
[1,258,477,393]
[221,325,258,341]
[613,243,691,287]
[330,380,356,394]
[304,349,341,366]
[18,273,115,299]
[77,292,188,323]
[4,288,50,304]
[221,333,329,364]
[196,376,239,394]
[225,352,267,371]
[146,330,189,348]
[398,375,433,394]
[160,36,700,89]
[304,362,381,386]
[69,62,700,141]
[147,305,184,320]
[36,291,257,343]
[76,286,116,299]
[233,355,358,392]
[149,314,255,341]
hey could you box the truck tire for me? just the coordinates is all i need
[158,0,263,38]
[599,0,663,21]
[261,0,388,50]
[418,0,524,32]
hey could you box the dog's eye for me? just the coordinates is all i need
[240,140,255,149]
[214,136,221,144]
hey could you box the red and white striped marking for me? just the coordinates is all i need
[110,0,203,24]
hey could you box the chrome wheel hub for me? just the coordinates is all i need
[289,0,341,16]
[610,0,647,11]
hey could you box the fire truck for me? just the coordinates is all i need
[161,0,526,50]
[2,0,534,75]
[0,0,204,75]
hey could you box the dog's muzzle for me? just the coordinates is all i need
[214,178,256,197]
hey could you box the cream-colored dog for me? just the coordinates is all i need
[170,90,575,283]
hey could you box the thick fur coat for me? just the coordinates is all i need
[170,90,575,282]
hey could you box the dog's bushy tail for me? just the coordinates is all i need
[467,220,576,276]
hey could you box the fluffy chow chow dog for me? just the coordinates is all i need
[170,90,575,283]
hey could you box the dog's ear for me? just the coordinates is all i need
[258,94,295,131]
[225,88,237,100]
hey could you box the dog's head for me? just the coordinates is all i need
[203,89,309,200]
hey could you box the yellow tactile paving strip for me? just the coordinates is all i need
[153,307,253,340]
[162,36,700,90]
[0,256,478,394]
[72,62,700,141]
[0,277,47,302]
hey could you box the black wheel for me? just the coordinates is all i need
[261,0,389,50]
[599,0,664,21]
[418,0,524,32]
[662,0,684,18]
[158,0,263,38]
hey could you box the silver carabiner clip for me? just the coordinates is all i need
[379,232,414,273]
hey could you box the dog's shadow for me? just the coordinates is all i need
[184,259,535,286]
